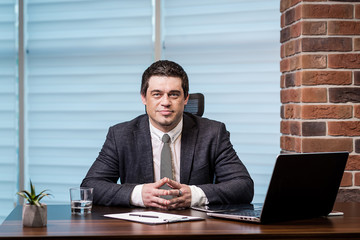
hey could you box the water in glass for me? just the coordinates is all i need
[71,200,92,215]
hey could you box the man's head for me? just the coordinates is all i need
[141,60,189,132]
[141,60,189,99]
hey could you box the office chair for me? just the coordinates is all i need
[184,93,204,117]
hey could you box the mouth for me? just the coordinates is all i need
[158,110,174,116]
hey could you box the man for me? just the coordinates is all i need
[81,60,254,210]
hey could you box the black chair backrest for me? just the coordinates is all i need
[184,93,204,117]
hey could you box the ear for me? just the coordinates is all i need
[141,94,147,105]
[184,94,189,105]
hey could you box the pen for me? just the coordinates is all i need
[129,213,159,218]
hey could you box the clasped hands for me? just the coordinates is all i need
[142,178,191,209]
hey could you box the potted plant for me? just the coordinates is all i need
[17,180,52,227]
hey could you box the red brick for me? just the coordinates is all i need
[281,135,295,151]
[340,171,353,187]
[355,105,360,118]
[281,136,301,152]
[281,88,301,103]
[294,72,302,86]
[281,22,302,43]
[301,71,352,85]
[281,120,290,134]
[356,4,360,19]
[354,72,360,85]
[301,105,352,119]
[302,37,352,52]
[281,44,285,59]
[355,172,360,187]
[283,104,301,119]
[301,88,327,103]
[281,27,291,43]
[355,38,360,51]
[283,39,301,57]
[302,121,326,136]
[280,0,301,13]
[281,74,285,89]
[290,55,301,71]
[283,72,302,88]
[302,138,353,152]
[302,21,327,35]
[285,7,297,26]
[347,154,360,170]
[280,120,302,136]
[356,139,360,154]
[280,58,290,73]
[290,121,301,135]
[328,54,360,69]
[284,73,295,87]
[336,189,360,201]
[301,55,327,69]
[329,87,360,103]
[329,121,360,136]
[295,137,301,152]
[329,21,360,35]
[302,4,353,19]
[292,21,302,38]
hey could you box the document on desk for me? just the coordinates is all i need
[104,211,204,225]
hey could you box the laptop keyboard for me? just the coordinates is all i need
[228,209,262,217]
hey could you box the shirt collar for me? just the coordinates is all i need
[149,118,183,143]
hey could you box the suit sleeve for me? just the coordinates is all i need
[81,126,136,207]
[197,123,254,205]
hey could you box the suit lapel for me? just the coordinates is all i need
[180,114,198,184]
[134,115,154,183]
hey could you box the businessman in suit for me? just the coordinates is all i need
[81,60,254,210]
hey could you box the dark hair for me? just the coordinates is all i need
[141,60,189,98]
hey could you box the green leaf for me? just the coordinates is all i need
[37,192,52,202]
[30,180,36,199]
[16,179,52,206]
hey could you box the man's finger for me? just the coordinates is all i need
[151,196,171,207]
[168,189,181,197]
[165,178,181,189]
[147,201,169,209]
[153,178,169,188]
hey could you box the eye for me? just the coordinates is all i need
[152,92,161,97]
[169,93,180,98]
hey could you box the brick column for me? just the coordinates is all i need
[280,0,360,201]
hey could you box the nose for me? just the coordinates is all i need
[161,94,171,106]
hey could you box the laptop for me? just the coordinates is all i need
[207,152,349,224]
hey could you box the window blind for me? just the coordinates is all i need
[1,1,281,222]
[162,0,280,202]
[0,0,18,223]
[25,0,153,204]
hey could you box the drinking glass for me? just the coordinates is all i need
[69,187,93,215]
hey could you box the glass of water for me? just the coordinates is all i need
[69,187,93,215]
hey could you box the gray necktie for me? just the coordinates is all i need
[160,134,173,199]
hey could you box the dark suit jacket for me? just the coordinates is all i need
[81,113,254,206]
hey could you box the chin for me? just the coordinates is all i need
[160,121,174,127]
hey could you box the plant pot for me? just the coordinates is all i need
[22,204,47,227]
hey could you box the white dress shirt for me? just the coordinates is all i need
[130,118,208,207]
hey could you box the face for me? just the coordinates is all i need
[141,76,189,133]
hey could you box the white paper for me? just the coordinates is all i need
[104,211,203,224]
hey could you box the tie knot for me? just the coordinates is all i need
[162,134,171,143]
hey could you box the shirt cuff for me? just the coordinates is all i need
[130,184,145,207]
[189,185,209,206]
